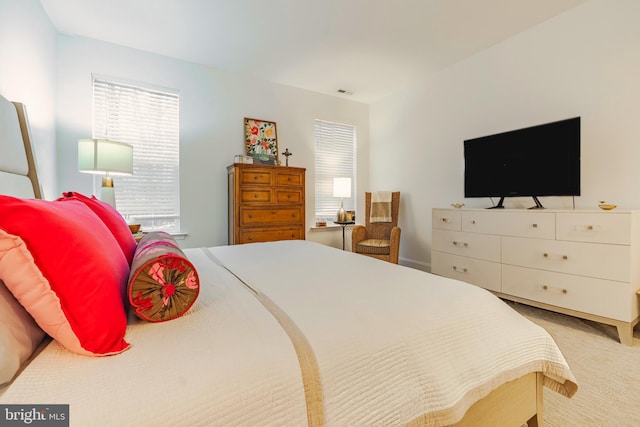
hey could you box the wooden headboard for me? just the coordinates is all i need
[0,94,42,199]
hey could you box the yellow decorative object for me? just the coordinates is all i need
[598,201,616,210]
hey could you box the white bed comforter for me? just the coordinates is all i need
[208,240,577,426]
[1,240,577,426]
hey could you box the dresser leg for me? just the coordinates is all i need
[615,322,634,345]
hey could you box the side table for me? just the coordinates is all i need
[333,221,355,250]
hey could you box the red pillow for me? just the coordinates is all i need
[0,195,130,356]
[59,192,136,265]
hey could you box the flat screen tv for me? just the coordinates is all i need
[464,117,580,209]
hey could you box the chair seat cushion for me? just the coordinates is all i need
[356,239,391,255]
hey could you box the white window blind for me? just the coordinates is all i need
[93,75,180,232]
[314,120,356,220]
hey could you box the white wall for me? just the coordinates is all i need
[370,0,640,271]
[0,0,57,198]
[11,0,632,264]
[55,36,369,248]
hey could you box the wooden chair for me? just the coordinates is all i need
[351,192,401,264]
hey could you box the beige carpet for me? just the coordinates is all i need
[507,301,640,427]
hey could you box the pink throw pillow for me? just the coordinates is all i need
[0,195,130,356]
[59,192,136,265]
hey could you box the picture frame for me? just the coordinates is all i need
[244,117,278,165]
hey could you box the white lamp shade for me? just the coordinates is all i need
[333,177,352,198]
[78,139,133,175]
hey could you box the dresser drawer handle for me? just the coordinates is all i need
[248,214,253,219]
[291,213,296,218]
[254,194,258,198]
[471,220,476,224]
[452,266,467,273]
[287,194,292,198]
[542,285,568,294]
[543,253,568,260]
[532,223,538,228]
[452,241,468,248]
[576,224,599,231]
[440,218,450,223]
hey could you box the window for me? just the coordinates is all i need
[314,120,356,222]
[92,75,180,232]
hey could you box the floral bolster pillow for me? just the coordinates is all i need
[128,232,200,322]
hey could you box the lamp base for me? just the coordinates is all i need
[337,207,347,222]
[100,175,116,208]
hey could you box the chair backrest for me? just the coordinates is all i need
[363,192,400,239]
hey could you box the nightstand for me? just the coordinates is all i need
[333,221,355,250]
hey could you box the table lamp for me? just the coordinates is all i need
[78,139,133,208]
[333,177,351,222]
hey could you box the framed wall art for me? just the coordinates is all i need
[244,117,278,165]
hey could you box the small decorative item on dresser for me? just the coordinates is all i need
[451,203,465,209]
[282,148,292,166]
[598,201,617,210]
[234,154,253,164]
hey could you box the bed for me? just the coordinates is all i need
[0,93,577,426]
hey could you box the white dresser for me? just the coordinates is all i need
[431,208,640,345]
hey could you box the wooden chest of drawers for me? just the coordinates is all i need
[228,163,305,244]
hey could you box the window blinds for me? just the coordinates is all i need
[314,119,356,219]
[93,76,180,232]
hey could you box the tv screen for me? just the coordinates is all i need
[464,117,580,207]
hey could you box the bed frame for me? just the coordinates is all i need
[0,92,544,426]
[13,102,42,199]
[0,95,42,199]
[450,372,542,427]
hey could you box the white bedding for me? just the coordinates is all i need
[0,247,309,426]
[1,240,577,426]
[209,240,577,425]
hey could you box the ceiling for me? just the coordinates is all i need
[39,0,586,104]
